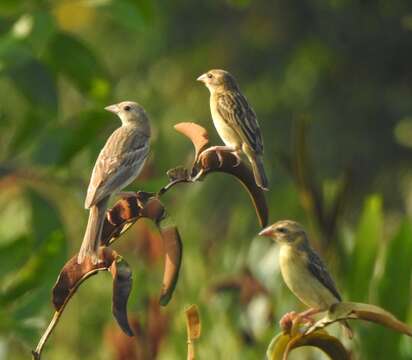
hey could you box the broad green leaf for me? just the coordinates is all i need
[27,189,63,247]
[103,0,148,31]
[0,230,66,306]
[8,58,58,112]
[0,236,32,277]
[347,194,382,301]
[45,32,110,100]
[57,109,111,166]
[363,220,412,358]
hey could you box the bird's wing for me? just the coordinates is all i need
[216,91,264,154]
[305,247,342,302]
[85,126,150,208]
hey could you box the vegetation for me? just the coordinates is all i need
[1,1,412,359]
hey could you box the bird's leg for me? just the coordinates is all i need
[295,308,321,325]
[200,145,240,167]
[279,311,298,331]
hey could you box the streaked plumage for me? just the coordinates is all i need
[197,69,269,190]
[259,220,352,335]
[78,101,151,264]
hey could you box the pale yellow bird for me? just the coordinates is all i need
[197,69,269,190]
[259,220,352,336]
[78,101,151,264]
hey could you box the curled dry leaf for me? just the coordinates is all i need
[266,329,349,360]
[306,301,412,337]
[159,226,183,306]
[172,122,268,228]
[33,248,129,360]
[110,256,134,336]
[53,247,117,311]
[174,122,209,162]
[185,304,201,360]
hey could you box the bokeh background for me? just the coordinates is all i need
[1,0,412,359]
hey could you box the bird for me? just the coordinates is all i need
[196,69,269,191]
[77,101,151,264]
[259,220,352,336]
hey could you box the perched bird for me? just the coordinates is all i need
[77,101,151,264]
[259,220,352,336]
[197,69,269,190]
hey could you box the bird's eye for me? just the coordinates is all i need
[207,73,213,79]
[124,105,131,111]
[276,227,288,234]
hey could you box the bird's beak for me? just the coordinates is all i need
[259,226,274,237]
[104,104,119,114]
[196,73,207,83]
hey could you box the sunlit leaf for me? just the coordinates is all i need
[266,329,349,360]
[307,302,412,337]
[347,195,382,301]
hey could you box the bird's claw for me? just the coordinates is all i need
[279,311,298,331]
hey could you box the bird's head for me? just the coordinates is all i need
[105,101,150,134]
[196,69,238,92]
[259,220,307,245]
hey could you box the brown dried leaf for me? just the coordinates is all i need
[110,256,134,336]
[307,301,412,337]
[185,304,201,340]
[199,150,269,227]
[159,226,183,306]
[52,247,117,311]
[174,122,209,161]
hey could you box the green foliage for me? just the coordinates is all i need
[0,0,412,359]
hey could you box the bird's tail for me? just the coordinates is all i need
[249,154,269,191]
[341,320,353,339]
[77,197,109,265]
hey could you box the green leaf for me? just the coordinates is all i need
[8,58,58,112]
[363,220,412,358]
[0,230,66,306]
[45,32,110,100]
[347,194,382,301]
[0,236,32,278]
[27,189,63,247]
[57,109,111,165]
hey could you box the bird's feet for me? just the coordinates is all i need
[280,309,319,333]
[199,146,241,167]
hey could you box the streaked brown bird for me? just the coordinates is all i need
[259,220,352,336]
[197,69,269,190]
[77,101,151,264]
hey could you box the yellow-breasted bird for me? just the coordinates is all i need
[77,101,151,264]
[259,220,352,336]
[197,69,269,190]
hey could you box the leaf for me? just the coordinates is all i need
[266,329,349,360]
[172,122,268,227]
[33,248,119,359]
[103,0,149,31]
[307,302,412,337]
[45,32,110,100]
[0,230,66,306]
[110,255,134,337]
[57,109,112,165]
[8,58,58,112]
[174,122,209,162]
[363,220,412,357]
[347,195,382,301]
[159,226,183,306]
[185,304,201,360]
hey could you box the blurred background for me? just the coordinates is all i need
[1,0,412,359]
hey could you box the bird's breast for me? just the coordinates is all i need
[279,245,337,310]
[210,97,242,147]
